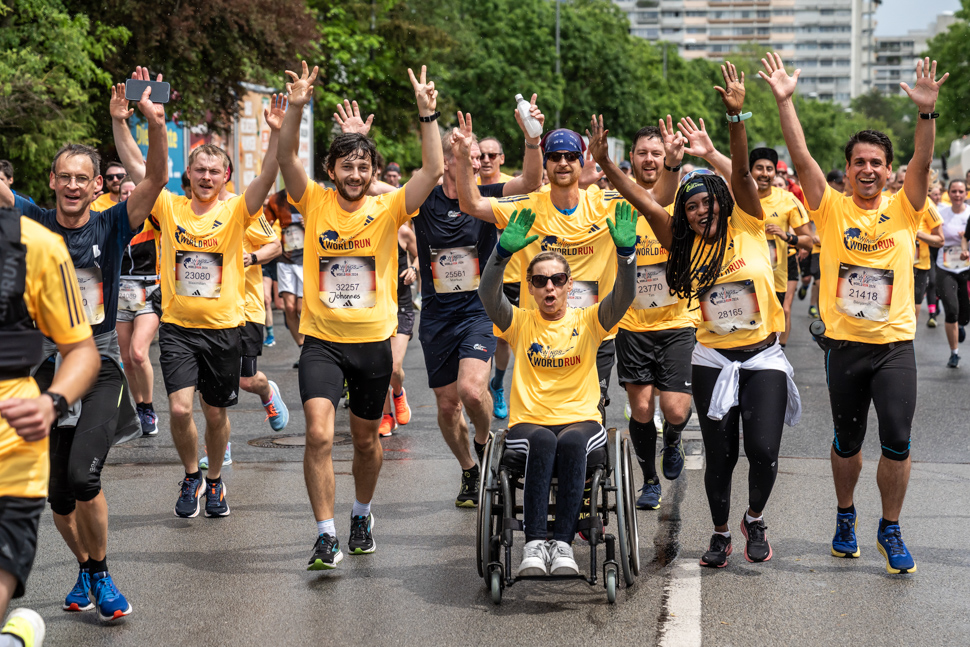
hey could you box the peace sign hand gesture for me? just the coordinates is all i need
[715,61,746,116]
[408,65,438,118]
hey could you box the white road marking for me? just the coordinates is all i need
[685,455,705,470]
[659,560,702,647]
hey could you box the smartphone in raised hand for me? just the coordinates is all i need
[125,78,171,103]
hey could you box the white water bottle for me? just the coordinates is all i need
[515,93,543,139]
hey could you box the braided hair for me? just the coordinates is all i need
[665,173,735,306]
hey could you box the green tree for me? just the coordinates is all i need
[924,4,968,154]
[851,89,916,162]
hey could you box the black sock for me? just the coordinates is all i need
[135,402,144,412]
[662,408,691,446]
[465,463,480,476]
[186,470,202,481]
[87,557,107,574]
[879,518,897,531]
[490,369,505,391]
[143,401,154,413]
[78,560,90,574]
[837,505,855,515]
[628,418,658,482]
[206,476,222,485]
[473,440,487,464]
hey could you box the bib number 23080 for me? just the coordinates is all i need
[319,256,376,308]
[175,251,223,298]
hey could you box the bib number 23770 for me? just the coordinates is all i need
[319,256,376,308]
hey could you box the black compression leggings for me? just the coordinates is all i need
[935,268,970,325]
[505,421,607,543]
[692,353,788,527]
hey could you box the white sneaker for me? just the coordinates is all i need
[548,540,579,576]
[2,608,45,646]
[516,540,549,577]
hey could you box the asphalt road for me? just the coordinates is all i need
[17,302,970,646]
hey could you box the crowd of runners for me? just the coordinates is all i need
[0,52,953,645]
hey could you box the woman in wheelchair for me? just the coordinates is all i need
[478,203,637,577]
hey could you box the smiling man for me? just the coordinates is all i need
[90,162,127,212]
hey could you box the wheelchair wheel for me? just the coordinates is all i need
[612,430,634,587]
[622,436,641,578]
[490,569,502,605]
[477,434,500,579]
[605,568,617,604]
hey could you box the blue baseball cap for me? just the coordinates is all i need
[541,129,587,167]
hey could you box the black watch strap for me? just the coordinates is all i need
[919,111,939,119]
[418,111,440,123]
[664,159,682,172]
[250,253,258,266]
[44,391,69,418]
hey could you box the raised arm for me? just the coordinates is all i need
[502,94,544,196]
[654,115,687,207]
[900,58,948,212]
[109,71,149,184]
[587,114,674,249]
[597,202,637,331]
[453,113,498,223]
[278,61,316,204]
[480,209,538,331]
[759,52,826,210]
[244,94,286,216]
[403,66,445,214]
[677,117,733,186]
[716,62,762,219]
[124,67,169,231]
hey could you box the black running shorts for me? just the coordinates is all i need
[787,254,799,283]
[0,496,45,598]
[616,327,695,393]
[239,322,264,378]
[159,322,241,407]
[299,336,392,420]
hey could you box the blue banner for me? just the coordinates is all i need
[129,116,186,195]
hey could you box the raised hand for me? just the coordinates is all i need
[284,61,319,108]
[715,61,746,115]
[758,52,799,103]
[450,111,474,159]
[659,114,686,166]
[586,114,610,164]
[607,201,638,249]
[678,116,715,159]
[110,83,134,122]
[132,66,165,125]
[513,93,545,142]
[334,99,374,135]
[900,57,949,112]
[408,65,438,117]
[264,94,288,131]
[498,208,538,255]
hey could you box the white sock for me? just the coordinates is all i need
[351,499,371,519]
[745,511,763,525]
[714,530,731,538]
[316,518,336,537]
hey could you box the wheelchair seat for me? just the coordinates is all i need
[499,445,609,477]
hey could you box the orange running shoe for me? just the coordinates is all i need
[378,413,396,437]
[393,389,411,425]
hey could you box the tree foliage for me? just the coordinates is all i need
[925,1,970,154]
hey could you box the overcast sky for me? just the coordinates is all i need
[874,0,962,36]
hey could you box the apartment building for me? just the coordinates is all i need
[871,13,957,96]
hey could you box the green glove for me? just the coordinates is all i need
[607,201,638,251]
[497,208,539,256]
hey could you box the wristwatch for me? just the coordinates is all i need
[250,253,258,266]
[418,111,440,123]
[43,391,69,419]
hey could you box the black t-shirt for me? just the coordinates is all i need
[15,195,135,336]
[413,183,505,320]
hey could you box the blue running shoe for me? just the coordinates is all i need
[138,408,158,437]
[204,480,230,518]
[264,332,276,347]
[264,380,289,431]
[636,479,662,510]
[199,442,232,470]
[489,381,508,419]
[175,473,205,518]
[877,520,917,574]
[63,568,93,612]
[90,572,132,622]
[831,511,860,558]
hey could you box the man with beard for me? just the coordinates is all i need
[90,162,127,212]
[278,62,443,569]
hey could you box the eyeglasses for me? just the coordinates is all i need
[482,153,502,161]
[530,273,569,288]
[54,174,92,188]
[104,173,126,181]
[547,152,580,164]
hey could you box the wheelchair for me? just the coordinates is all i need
[476,427,640,604]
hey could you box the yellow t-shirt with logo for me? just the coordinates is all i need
[0,218,92,498]
[90,193,118,213]
[478,172,515,185]
[496,303,612,427]
[761,186,810,292]
[294,182,416,343]
[242,213,279,324]
[694,206,784,349]
[489,189,619,338]
[815,185,925,343]
[914,203,943,271]
[151,189,259,329]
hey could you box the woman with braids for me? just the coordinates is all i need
[589,61,800,568]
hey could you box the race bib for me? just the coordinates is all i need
[699,280,762,335]
[118,279,147,312]
[835,263,893,322]
[75,267,104,325]
[175,251,223,298]
[568,281,599,309]
[942,245,969,270]
[767,240,779,268]
[283,224,305,253]
[430,246,480,293]
[318,256,376,308]
[633,262,678,310]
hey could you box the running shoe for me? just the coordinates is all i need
[378,414,396,438]
[63,568,93,611]
[947,352,960,368]
[699,533,732,568]
[876,521,917,574]
[204,480,230,517]
[90,572,132,622]
[138,408,158,436]
[263,380,289,431]
[797,284,808,300]
[175,473,205,518]
[199,442,232,470]
[516,540,548,577]
[831,510,860,558]
[661,438,685,481]
[740,516,773,563]
[636,479,662,510]
[264,332,276,347]
[489,381,508,419]
[292,361,300,369]
[456,466,480,508]
[548,540,579,576]
[624,402,631,421]
[808,305,820,319]
[307,533,343,570]
[393,388,411,425]
[413,294,422,311]
[927,316,938,328]
[1,608,45,647]
[348,513,376,554]
[960,326,966,343]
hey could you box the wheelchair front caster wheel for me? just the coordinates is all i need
[606,569,617,604]
[490,570,502,605]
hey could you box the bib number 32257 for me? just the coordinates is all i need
[318,256,376,308]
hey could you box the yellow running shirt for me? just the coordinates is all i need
[761,186,810,292]
[90,193,118,213]
[496,303,613,427]
[815,185,925,343]
[242,213,279,324]
[914,203,943,270]
[294,182,416,343]
[478,173,515,185]
[694,206,784,349]
[151,190,259,329]
[0,218,92,498]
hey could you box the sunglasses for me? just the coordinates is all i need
[104,173,126,181]
[530,273,569,288]
[547,152,580,164]
[482,153,502,161]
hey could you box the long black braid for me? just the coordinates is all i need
[665,174,735,307]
